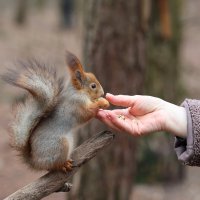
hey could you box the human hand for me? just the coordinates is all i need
[97,93,187,138]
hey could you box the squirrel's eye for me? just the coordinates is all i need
[90,83,96,89]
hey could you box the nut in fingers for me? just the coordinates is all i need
[97,97,110,109]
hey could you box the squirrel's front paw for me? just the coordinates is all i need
[96,97,110,109]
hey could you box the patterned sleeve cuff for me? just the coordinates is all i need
[174,99,200,166]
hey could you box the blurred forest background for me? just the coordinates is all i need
[0,0,200,200]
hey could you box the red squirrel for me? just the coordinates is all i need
[3,51,109,172]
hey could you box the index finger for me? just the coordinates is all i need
[106,93,138,108]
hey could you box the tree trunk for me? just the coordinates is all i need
[68,0,146,199]
[59,0,74,29]
[135,0,184,183]
[15,0,28,25]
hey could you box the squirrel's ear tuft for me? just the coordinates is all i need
[66,51,83,72]
[66,51,86,89]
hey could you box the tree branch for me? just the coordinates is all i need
[4,130,115,200]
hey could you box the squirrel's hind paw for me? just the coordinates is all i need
[62,159,76,173]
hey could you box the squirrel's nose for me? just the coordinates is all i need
[100,87,104,97]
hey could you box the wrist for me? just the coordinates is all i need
[163,102,187,138]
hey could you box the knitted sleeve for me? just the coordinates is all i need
[174,99,200,166]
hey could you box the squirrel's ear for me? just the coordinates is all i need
[66,51,86,89]
[66,51,84,72]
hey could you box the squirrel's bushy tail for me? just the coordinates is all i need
[2,60,64,151]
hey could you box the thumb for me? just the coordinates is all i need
[106,93,137,107]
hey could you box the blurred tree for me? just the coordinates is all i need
[15,0,28,25]
[15,0,47,25]
[67,0,146,199]
[35,0,47,10]
[59,0,74,29]
[136,0,184,183]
